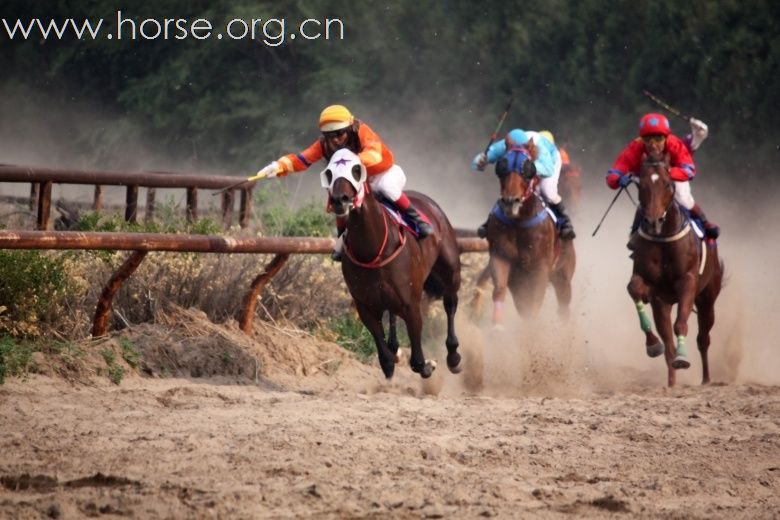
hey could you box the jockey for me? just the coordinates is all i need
[540,130,574,171]
[256,104,433,260]
[683,117,709,154]
[472,128,576,240]
[606,112,720,240]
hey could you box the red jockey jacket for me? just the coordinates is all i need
[606,134,696,189]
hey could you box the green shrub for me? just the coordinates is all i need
[119,337,140,369]
[0,250,72,337]
[323,314,376,363]
[255,189,333,237]
[101,348,124,385]
[0,335,34,384]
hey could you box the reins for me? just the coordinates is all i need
[343,198,408,269]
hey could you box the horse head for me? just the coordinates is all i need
[321,149,368,217]
[638,156,675,235]
[495,148,538,217]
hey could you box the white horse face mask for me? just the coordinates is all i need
[320,149,368,192]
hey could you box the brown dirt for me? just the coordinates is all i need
[2,302,779,519]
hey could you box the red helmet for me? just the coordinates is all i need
[638,113,671,137]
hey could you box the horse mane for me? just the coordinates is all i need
[526,139,540,161]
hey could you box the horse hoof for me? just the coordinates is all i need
[447,352,463,374]
[381,363,396,379]
[646,342,664,358]
[420,360,437,379]
[671,356,690,370]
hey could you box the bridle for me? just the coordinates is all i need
[332,181,407,269]
[638,161,690,241]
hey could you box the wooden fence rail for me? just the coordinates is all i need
[0,163,257,230]
[0,230,487,337]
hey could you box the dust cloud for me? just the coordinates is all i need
[1,89,777,392]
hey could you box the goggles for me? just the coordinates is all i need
[322,128,348,139]
[642,135,666,145]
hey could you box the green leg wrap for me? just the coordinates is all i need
[675,335,687,358]
[635,301,652,333]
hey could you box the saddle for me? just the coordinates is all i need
[377,196,429,238]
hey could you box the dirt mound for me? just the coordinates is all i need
[120,304,378,389]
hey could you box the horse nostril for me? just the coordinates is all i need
[340,194,350,204]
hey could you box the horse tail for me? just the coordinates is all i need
[423,273,445,300]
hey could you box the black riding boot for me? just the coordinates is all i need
[477,218,489,238]
[689,203,720,239]
[403,204,434,237]
[550,202,576,240]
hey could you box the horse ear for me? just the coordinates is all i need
[522,158,537,180]
[320,168,333,189]
[494,158,509,178]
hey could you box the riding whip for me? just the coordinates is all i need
[591,186,626,237]
[211,170,269,196]
[642,90,691,122]
[483,95,514,157]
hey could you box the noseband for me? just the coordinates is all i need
[639,162,690,241]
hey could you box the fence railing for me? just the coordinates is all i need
[0,163,258,230]
[0,230,487,338]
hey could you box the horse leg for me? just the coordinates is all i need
[469,264,492,318]
[430,247,462,373]
[355,303,396,379]
[511,270,547,317]
[387,313,400,363]
[671,273,698,370]
[650,298,676,387]
[490,257,511,327]
[695,273,722,384]
[443,292,462,373]
[627,275,663,357]
[551,244,575,319]
[403,305,437,379]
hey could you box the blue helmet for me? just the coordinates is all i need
[506,129,530,147]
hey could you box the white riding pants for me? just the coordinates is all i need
[538,153,563,205]
[368,164,406,202]
[674,181,695,210]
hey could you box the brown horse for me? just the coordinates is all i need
[322,149,462,379]
[473,150,576,325]
[559,163,583,214]
[627,157,723,387]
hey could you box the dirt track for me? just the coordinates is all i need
[1,370,778,519]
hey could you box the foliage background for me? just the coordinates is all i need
[1,0,777,187]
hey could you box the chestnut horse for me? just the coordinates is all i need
[322,149,462,379]
[627,157,723,387]
[559,163,583,214]
[472,150,576,325]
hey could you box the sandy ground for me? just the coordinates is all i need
[2,148,780,518]
[1,371,778,519]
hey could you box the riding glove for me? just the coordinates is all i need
[257,161,281,179]
[618,174,633,188]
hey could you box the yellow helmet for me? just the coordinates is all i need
[539,130,555,145]
[319,105,354,131]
